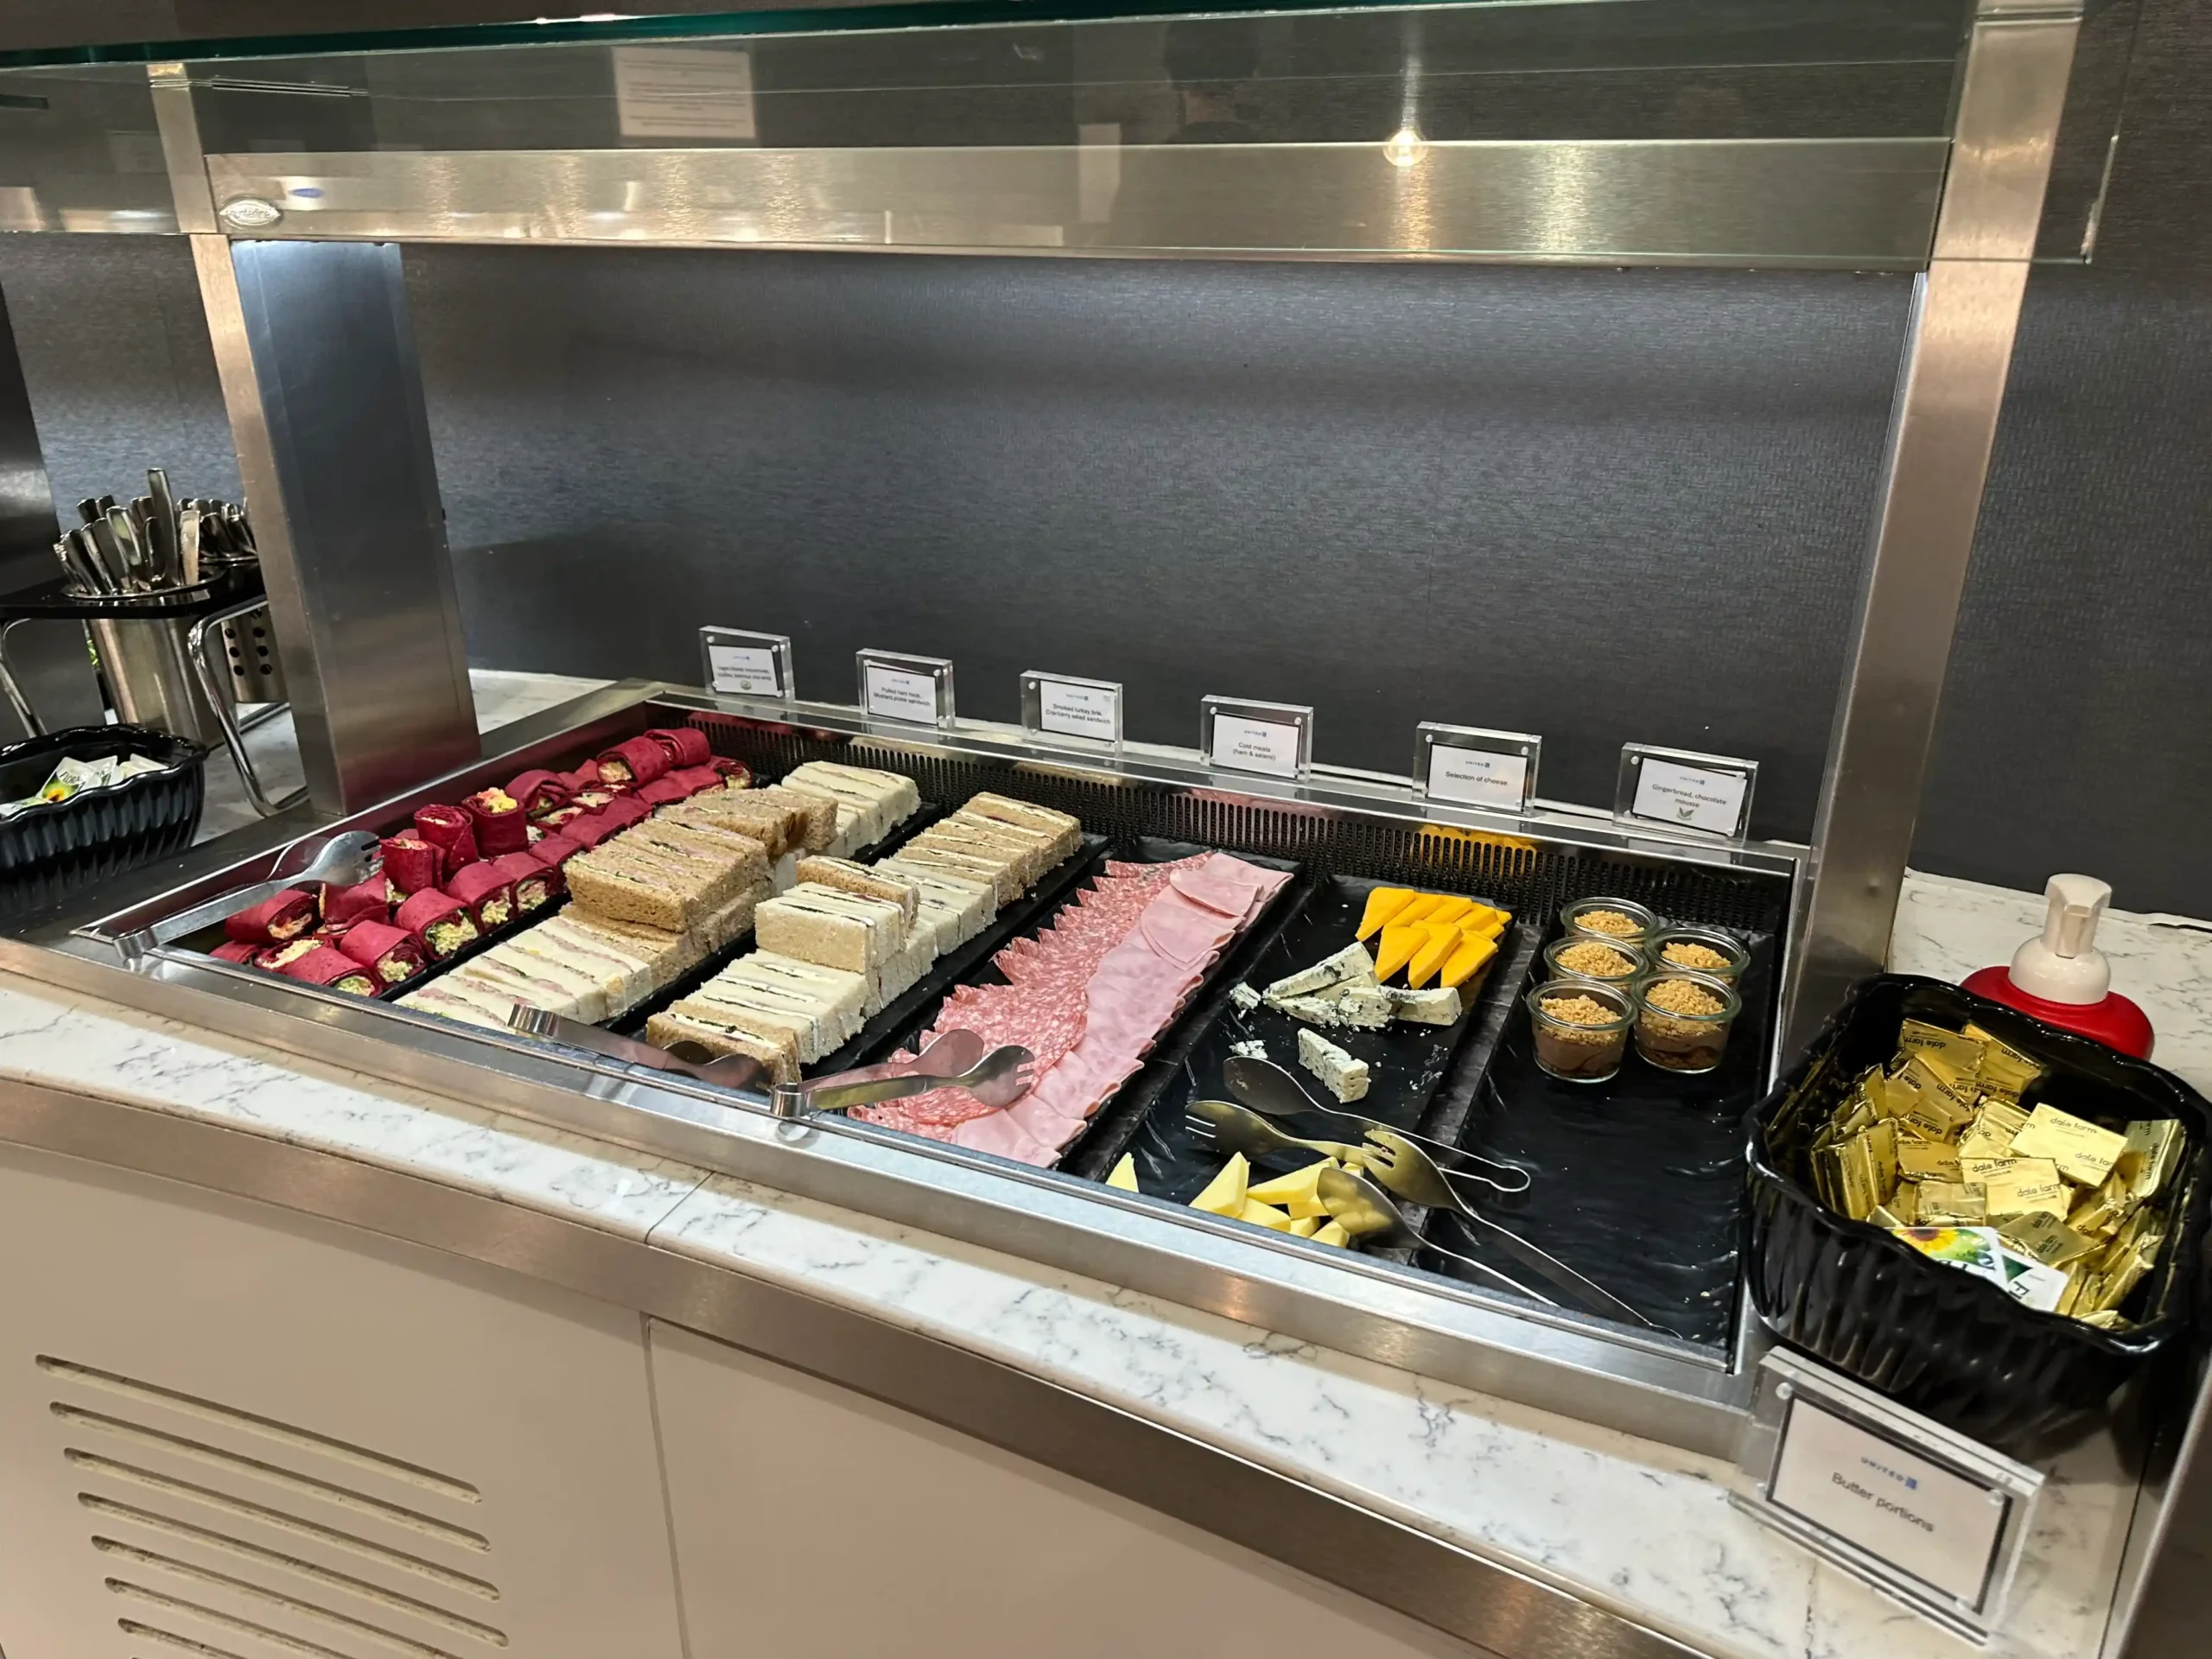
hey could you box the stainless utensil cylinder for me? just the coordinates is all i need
[85,616,228,747]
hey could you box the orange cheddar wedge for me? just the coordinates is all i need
[1356,887,1416,942]
[1437,933,1498,990]
[1468,912,1509,942]
[1391,894,1443,927]
[1424,896,1474,926]
[1375,922,1424,982]
[1407,923,1461,988]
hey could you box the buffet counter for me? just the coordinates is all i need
[0,675,2201,1659]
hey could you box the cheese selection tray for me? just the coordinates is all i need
[1099,874,1535,1210]
[1415,920,1779,1350]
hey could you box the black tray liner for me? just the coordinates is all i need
[813,837,1300,1110]
[1098,874,1533,1205]
[1418,920,1779,1348]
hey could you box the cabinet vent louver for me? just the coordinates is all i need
[38,1357,506,1659]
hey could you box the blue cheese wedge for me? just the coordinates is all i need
[1297,1028,1370,1103]
[1269,981,1392,1030]
[1228,1039,1268,1061]
[1383,985,1463,1027]
[1228,982,1262,1014]
[1264,943,1375,1001]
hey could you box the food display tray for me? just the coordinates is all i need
[1415,919,1781,1349]
[1090,873,1533,1202]
[819,837,1301,1122]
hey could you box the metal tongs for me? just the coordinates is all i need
[505,1008,1033,1122]
[1222,1056,1530,1196]
[133,830,382,954]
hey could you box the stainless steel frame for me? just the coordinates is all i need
[1787,2,2082,1048]
[9,678,1803,1461]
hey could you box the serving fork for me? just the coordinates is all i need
[1222,1056,1530,1196]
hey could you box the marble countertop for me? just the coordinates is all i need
[4,670,2201,1659]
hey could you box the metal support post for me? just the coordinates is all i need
[1784,3,2082,1051]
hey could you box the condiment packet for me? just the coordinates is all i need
[2012,1103,2128,1185]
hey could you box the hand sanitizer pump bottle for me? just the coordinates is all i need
[1961,874,2155,1058]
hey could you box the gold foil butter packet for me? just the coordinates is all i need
[1981,1157,2070,1222]
[1917,1182,1987,1225]
[1899,1019,1986,1078]
[2012,1103,2128,1186]
[2119,1118,2183,1203]
[1897,1140,1962,1183]
[1995,1209,2099,1268]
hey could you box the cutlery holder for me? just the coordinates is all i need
[86,615,229,748]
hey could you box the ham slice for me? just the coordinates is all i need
[858,853,1289,1165]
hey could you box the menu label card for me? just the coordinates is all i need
[1201,696,1313,781]
[1617,744,1758,840]
[1769,1400,2006,1607]
[699,627,792,700]
[856,649,955,728]
[613,46,757,141]
[1416,723,1540,812]
[1021,671,1122,746]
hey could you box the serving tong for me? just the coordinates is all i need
[504,1006,1033,1122]
[1222,1056,1529,1196]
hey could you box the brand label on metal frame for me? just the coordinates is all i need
[1616,743,1758,840]
[1735,1350,2041,1641]
[1200,696,1312,781]
[1415,723,1540,813]
[1020,671,1122,747]
[856,649,955,728]
[699,626,792,700]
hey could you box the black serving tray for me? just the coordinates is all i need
[1105,875,1531,1205]
[1415,919,1780,1349]
[0,724,207,921]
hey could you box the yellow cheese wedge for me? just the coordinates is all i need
[1106,1154,1140,1193]
[1407,922,1461,988]
[1287,1192,1330,1220]
[1424,896,1473,926]
[1436,933,1498,990]
[1248,1159,1333,1207]
[1288,1215,1323,1238]
[1312,1220,1351,1248]
[1375,923,1423,982]
[1392,894,1443,927]
[1192,1153,1249,1217]
[1355,887,1416,942]
[1468,912,1509,941]
[1239,1198,1294,1232]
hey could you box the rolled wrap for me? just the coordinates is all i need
[224,887,318,945]
[337,920,426,986]
[594,735,671,789]
[444,861,517,931]
[529,832,582,874]
[210,940,258,964]
[645,726,712,768]
[711,757,753,786]
[325,877,391,925]
[412,804,480,875]
[665,765,728,797]
[595,795,651,830]
[633,776,692,807]
[393,890,479,959]
[490,851,556,913]
[380,836,443,901]
[276,943,380,995]
[463,787,531,856]
[505,769,572,821]
[561,760,602,790]
[560,812,622,850]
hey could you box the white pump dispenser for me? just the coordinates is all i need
[2008,874,2113,1007]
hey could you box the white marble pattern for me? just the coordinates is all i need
[0,977,707,1239]
[1892,868,2212,1094]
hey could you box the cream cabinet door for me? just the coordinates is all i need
[649,1318,1482,1658]
[0,1145,687,1659]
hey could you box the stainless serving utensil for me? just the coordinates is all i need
[105,505,153,591]
[1358,1129,1660,1331]
[83,512,131,593]
[1184,1097,1366,1164]
[505,1012,988,1103]
[786,1043,1034,1119]
[1222,1055,1531,1196]
[143,830,382,949]
[177,506,203,587]
[146,467,179,585]
[1316,1166,1556,1307]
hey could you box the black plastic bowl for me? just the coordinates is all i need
[0,724,207,920]
[1745,974,2210,1452]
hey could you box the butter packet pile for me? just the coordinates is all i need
[1808,1018,2183,1331]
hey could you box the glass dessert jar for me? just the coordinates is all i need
[1645,926,1749,982]
[1558,897,1660,946]
[1526,978,1635,1084]
[1543,935,1648,985]
[1632,969,1743,1075]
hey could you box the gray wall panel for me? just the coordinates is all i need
[410,248,1904,842]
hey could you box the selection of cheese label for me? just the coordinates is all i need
[1427,743,1529,809]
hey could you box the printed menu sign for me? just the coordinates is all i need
[1427,746,1526,807]
[1026,674,1122,744]
[1210,713,1301,779]
[709,645,779,696]
[613,46,758,140]
[1770,1400,2007,1606]
[863,664,940,723]
[1621,748,1755,838]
